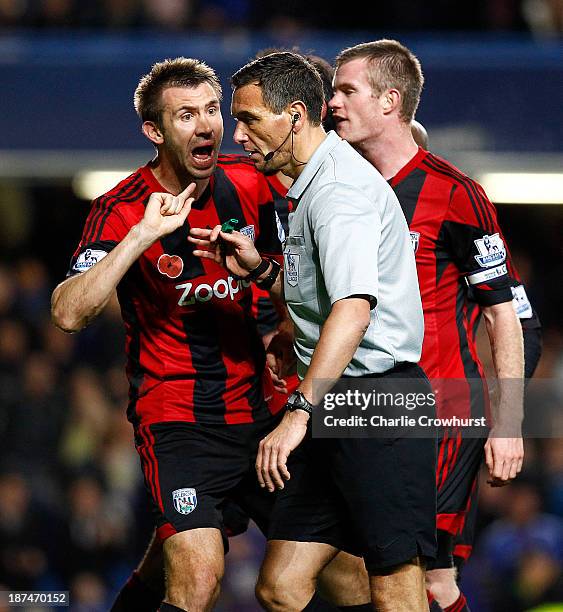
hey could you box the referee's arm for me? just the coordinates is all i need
[256,295,371,492]
[297,296,371,402]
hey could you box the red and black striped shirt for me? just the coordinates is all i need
[250,173,290,335]
[390,148,514,417]
[69,155,283,427]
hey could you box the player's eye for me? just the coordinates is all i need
[181,112,193,121]
[208,106,217,115]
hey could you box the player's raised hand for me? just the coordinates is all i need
[189,226,262,278]
[138,183,196,244]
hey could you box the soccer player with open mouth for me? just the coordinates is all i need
[52,56,372,612]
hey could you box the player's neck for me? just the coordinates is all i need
[361,127,419,181]
[150,158,209,199]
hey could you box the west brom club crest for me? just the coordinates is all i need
[473,233,506,268]
[172,488,197,515]
[284,251,300,287]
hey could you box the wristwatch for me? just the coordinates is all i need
[285,391,314,415]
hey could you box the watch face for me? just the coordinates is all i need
[285,392,312,414]
[288,392,312,413]
[287,394,297,408]
[287,392,302,410]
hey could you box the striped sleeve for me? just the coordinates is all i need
[67,171,149,277]
[443,179,513,306]
[67,195,130,277]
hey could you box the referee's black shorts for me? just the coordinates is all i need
[268,362,438,572]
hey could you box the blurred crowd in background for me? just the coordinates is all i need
[0,0,562,35]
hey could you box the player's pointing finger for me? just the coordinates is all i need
[179,182,197,202]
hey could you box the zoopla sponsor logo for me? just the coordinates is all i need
[175,276,251,306]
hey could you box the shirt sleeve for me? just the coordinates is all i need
[504,257,540,324]
[443,179,513,306]
[308,182,380,307]
[67,196,130,277]
[504,260,542,378]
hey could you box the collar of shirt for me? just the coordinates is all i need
[388,146,428,189]
[287,130,341,201]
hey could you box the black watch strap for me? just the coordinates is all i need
[245,258,270,282]
[255,259,281,290]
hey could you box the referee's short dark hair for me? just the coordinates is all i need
[231,52,324,126]
[134,57,222,127]
[336,40,423,123]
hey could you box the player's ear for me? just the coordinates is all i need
[142,121,164,145]
[381,89,401,116]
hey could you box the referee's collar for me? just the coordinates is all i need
[287,130,341,200]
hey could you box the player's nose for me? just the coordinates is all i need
[195,113,213,136]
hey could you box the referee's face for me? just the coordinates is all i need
[330,58,384,148]
[231,83,293,174]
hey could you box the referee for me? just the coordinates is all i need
[190,52,437,611]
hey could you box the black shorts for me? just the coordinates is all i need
[425,433,483,570]
[134,417,280,550]
[453,481,480,569]
[268,363,438,572]
[436,433,484,535]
